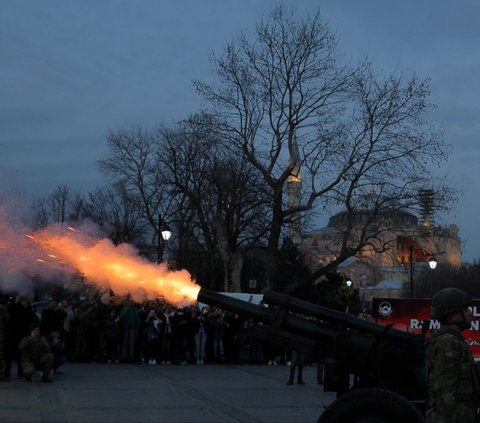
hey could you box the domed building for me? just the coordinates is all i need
[299,206,461,306]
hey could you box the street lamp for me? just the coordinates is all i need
[344,277,353,312]
[157,214,172,264]
[161,228,172,241]
[410,245,438,297]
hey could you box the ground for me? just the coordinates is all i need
[0,362,335,423]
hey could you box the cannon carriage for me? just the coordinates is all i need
[198,288,427,423]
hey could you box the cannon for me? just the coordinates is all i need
[198,288,426,423]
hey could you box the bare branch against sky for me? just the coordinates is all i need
[1,0,479,260]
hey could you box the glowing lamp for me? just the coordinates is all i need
[161,229,172,241]
[428,257,438,270]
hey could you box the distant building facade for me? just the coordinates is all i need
[299,207,461,307]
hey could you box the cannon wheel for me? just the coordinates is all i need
[317,388,425,423]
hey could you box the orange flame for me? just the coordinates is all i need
[26,226,200,305]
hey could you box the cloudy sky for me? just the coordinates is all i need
[1,0,479,261]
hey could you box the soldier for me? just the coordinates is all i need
[19,323,54,383]
[426,287,480,423]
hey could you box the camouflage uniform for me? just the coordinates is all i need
[19,333,54,380]
[426,288,480,423]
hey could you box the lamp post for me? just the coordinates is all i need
[409,245,438,298]
[157,214,172,264]
[409,245,414,298]
[345,278,353,312]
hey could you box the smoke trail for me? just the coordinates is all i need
[0,201,199,304]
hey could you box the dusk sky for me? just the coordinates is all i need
[1,1,479,261]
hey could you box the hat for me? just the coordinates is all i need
[431,288,471,319]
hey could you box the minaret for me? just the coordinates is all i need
[287,130,302,244]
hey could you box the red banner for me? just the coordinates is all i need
[372,298,480,358]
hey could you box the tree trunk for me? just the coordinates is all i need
[225,253,243,292]
[214,215,243,292]
[264,188,284,289]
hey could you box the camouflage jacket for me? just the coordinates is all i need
[19,335,51,363]
[426,327,480,423]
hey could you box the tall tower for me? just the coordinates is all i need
[287,130,302,244]
[419,189,435,230]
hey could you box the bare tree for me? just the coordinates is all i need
[82,184,145,246]
[98,126,173,262]
[195,6,452,289]
[33,184,84,227]
[296,62,454,286]
[159,114,271,291]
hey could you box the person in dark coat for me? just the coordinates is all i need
[144,309,162,364]
[119,298,140,363]
[237,319,252,364]
[103,309,120,363]
[47,330,67,374]
[41,300,67,337]
[4,295,34,380]
[286,350,305,385]
[0,298,10,381]
[193,308,207,364]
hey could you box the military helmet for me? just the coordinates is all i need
[431,287,472,319]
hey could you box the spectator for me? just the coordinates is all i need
[84,299,104,362]
[207,307,226,362]
[265,341,279,366]
[223,312,241,364]
[119,298,140,363]
[47,330,67,374]
[193,308,207,364]
[287,350,305,385]
[41,300,67,337]
[238,320,252,364]
[0,297,10,381]
[62,300,75,359]
[186,306,197,364]
[357,310,374,321]
[103,309,120,363]
[136,303,149,363]
[171,306,191,364]
[159,305,173,364]
[145,309,162,364]
[250,321,264,364]
[72,302,90,361]
[203,306,215,362]
[4,295,35,380]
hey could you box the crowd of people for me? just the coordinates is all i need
[0,292,303,383]
[3,286,480,420]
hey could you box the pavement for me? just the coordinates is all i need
[0,362,336,423]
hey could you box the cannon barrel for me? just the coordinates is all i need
[198,288,267,321]
[198,288,415,344]
[198,287,339,343]
[197,288,426,405]
[197,288,414,357]
[262,290,413,341]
